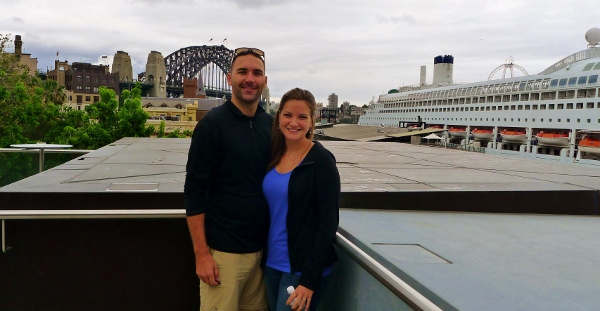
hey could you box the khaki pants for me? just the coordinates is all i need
[200,249,268,311]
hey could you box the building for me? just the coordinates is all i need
[48,60,120,110]
[341,101,350,118]
[13,35,38,76]
[351,105,365,116]
[112,51,133,82]
[142,97,224,134]
[328,93,338,110]
[145,51,166,98]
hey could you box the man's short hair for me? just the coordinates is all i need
[231,47,265,72]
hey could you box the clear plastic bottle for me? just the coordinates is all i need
[287,286,296,306]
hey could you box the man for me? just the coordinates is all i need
[184,47,272,311]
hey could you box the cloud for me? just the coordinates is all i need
[12,17,25,24]
[376,14,416,26]
[222,0,300,8]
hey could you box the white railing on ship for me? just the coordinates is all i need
[539,48,600,75]
[0,209,442,311]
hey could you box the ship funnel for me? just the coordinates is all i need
[420,66,426,86]
[432,55,454,85]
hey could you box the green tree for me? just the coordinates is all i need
[156,121,166,138]
[116,83,154,138]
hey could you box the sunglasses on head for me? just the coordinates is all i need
[234,47,265,59]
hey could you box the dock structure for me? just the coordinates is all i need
[1,138,600,310]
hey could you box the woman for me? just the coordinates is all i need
[262,88,340,311]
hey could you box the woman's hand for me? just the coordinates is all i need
[287,285,314,310]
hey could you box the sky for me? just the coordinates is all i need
[1,0,599,106]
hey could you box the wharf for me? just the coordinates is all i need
[1,138,600,310]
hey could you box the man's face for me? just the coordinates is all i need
[227,54,267,106]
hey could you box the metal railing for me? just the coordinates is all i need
[335,233,443,311]
[0,208,442,310]
[0,147,92,173]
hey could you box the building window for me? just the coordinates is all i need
[86,96,91,102]
[94,96,99,103]
[77,95,82,103]
[77,75,82,82]
[86,76,91,82]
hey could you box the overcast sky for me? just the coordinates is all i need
[2,0,599,105]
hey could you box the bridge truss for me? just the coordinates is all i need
[165,45,234,97]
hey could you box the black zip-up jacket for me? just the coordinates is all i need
[184,100,273,253]
[287,141,340,290]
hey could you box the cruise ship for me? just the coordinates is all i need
[358,28,600,162]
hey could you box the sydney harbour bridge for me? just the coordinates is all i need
[164,45,234,98]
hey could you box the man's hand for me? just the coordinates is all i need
[187,214,220,286]
[196,250,220,286]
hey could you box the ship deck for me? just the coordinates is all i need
[1,138,600,310]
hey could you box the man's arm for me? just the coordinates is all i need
[187,214,220,286]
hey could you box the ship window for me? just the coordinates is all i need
[593,63,600,70]
[578,76,588,85]
[504,105,509,110]
[549,118,552,122]
[549,104,555,109]
[558,104,564,109]
[568,77,577,87]
[558,119,561,122]
[532,118,535,122]
[587,102,594,108]
[533,105,538,110]
[504,118,507,121]
[576,103,583,109]
[589,75,598,84]
[525,105,530,110]
[549,79,559,88]
[511,118,514,121]
[542,80,550,89]
[577,119,580,123]
[566,103,573,109]
[583,63,596,71]
[492,106,497,111]
[558,78,567,87]
[588,119,591,123]
[519,83,526,91]
[567,119,570,122]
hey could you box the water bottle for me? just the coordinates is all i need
[287,286,296,306]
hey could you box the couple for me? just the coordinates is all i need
[184,47,341,311]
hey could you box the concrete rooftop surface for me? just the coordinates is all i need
[2,137,600,310]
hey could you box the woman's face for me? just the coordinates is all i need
[278,99,312,142]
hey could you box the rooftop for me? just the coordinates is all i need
[2,138,600,310]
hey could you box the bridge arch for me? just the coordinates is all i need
[165,45,234,93]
